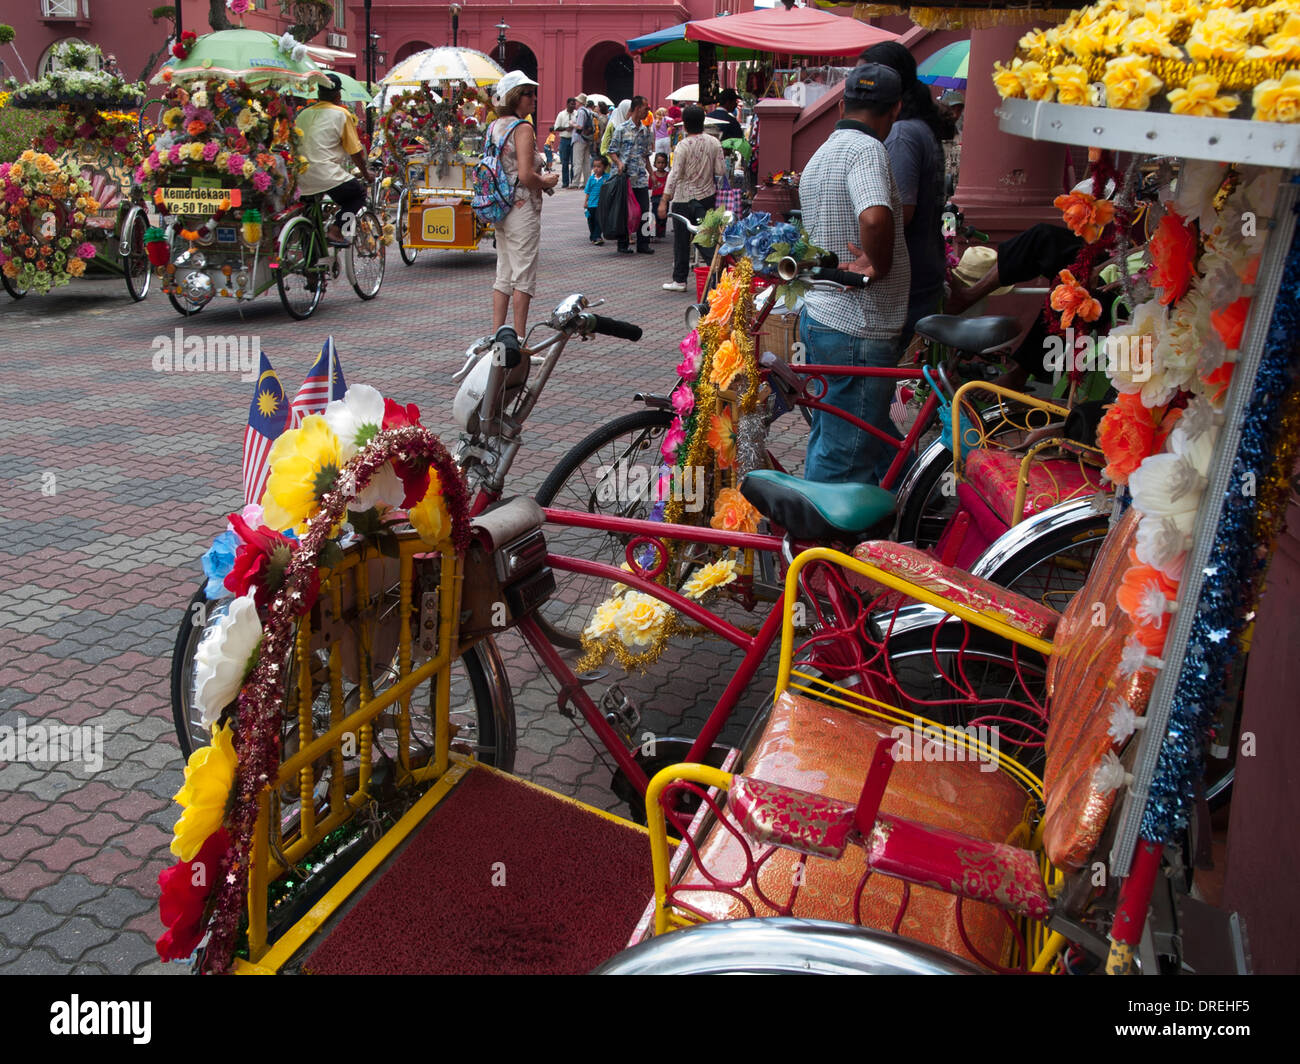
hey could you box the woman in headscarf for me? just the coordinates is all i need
[859,41,954,345]
[601,99,631,157]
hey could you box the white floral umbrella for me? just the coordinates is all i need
[381,46,504,87]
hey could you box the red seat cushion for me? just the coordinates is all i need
[966,449,1104,527]
[672,691,1036,969]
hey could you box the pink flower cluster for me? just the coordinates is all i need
[76,242,97,259]
[676,330,701,380]
[226,153,247,176]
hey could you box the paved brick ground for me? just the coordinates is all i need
[0,197,788,973]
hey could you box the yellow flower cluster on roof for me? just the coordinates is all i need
[992,0,1300,121]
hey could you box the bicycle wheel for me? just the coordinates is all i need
[973,503,1109,614]
[397,189,419,265]
[533,407,675,648]
[276,216,325,320]
[346,207,385,299]
[169,584,515,770]
[123,209,151,302]
[2,269,27,299]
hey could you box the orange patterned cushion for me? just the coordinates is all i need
[673,691,1035,969]
[850,540,1061,640]
[1042,508,1153,868]
[966,449,1105,527]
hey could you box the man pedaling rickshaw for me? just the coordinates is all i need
[294,71,370,247]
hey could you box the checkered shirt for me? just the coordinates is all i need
[608,120,654,189]
[800,127,910,340]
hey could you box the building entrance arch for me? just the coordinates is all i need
[391,40,436,67]
[498,42,538,83]
[582,41,634,103]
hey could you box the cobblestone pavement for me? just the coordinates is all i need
[0,197,793,973]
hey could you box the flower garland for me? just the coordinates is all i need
[0,152,100,293]
[8,41,145,110]
[157,388,471,971]
[993,0,1300,121]
[379,86,489,176]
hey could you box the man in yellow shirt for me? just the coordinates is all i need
[294,73,368,246]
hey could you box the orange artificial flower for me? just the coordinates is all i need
[1116,549,1179,654]
[1211,296,1250,350]
[709,338,744,390]
[1201,361,1234,404]
[1053,189,1115,244]
[186,119,208,136]
[1050,269,1102,328]
[1097,393,1157,485]
[701,269,740,327]
[1148,212,1197,306]
[705,409,737,469]
[710,487,761,534]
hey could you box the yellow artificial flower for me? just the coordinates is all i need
[992,60,1026,99]
[1253,70,1300,123]
[1103,54,1164,111]
[66,258,87,277]
[216,150,231,169]
[186,142,205,162]
[1125,16,1182,57]
[682,559,739,600]
[1168,75,1240,117]
[583,597,624,639]
[1247,14,1300,61]
[170,723,238,862]
[408,470,451,546]
[242,159,256,179]
[1051,64,1092,107]
[162,106,183,129]
[1019,29,1049,55]
[261,414,343,535]
[35,153,59,175]
[235,107,258,133]
[1017,60,1054,101]
[1185,10,1253,61]
[612,592,670,648]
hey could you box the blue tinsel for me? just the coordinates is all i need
[1140,199,1300,841]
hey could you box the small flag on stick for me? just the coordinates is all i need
[242,352,290,506]
[288,337,348,427]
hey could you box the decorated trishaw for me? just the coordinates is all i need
[157,0,1297,975]
[374,47,502,264]
[0,42,152,301]
[143,29,385,319]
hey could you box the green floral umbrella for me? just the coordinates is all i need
[152,29,329,90]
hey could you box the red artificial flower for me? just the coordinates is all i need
[224,512,319,613]
[381,399,431,506]
[1201,361,1234,404]
[155,827,230,962]
[1148,211,1197,306]
[1211,296,1251,350]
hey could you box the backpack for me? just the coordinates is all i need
[576,106,595,139]
[470,118,525,225]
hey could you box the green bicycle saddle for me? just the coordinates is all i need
[741,469,896,543]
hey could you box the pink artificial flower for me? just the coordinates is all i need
[76,123,95,139]
[168,146,182,164]
[148,151,161,168]
[4,185,21,205]
[671,381,695,417]
[0,163,10,180]
[661,417,686,463]
[43,136,58,152]
[251,171,272,192]
[111,136,128,153]
[228,0,253,15]
[77,242,97,260]
[202,141,220,162]
[0,251,8,267]
[227,153,247,176]
[676,330,702,380]
[134,165,146,182]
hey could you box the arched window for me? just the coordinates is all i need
[582,42,634,104]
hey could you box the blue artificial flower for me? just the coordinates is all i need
[200,530,239,600]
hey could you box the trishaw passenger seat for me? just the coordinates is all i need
[914,314,1022,356]
[964,448,1105,527]
[741,469,895,542]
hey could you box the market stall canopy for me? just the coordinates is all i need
[684,7,900,57]
[626,23,765,63]
[381,46,504,88]
[917,39,969,88]
[152,29,329,89]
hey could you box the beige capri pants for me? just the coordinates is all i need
[493,196,542,298]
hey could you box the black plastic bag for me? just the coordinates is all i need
[598,175,628,241]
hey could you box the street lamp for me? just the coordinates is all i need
[450,4,462,49]
[495,20,509,67]
[368,33,386,71]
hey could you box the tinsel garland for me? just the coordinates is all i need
[1138,217,1300,843]
[847,3,1075,31]
[200,427,470,973]
[1024,48,1296,96]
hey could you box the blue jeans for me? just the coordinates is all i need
[559,136,573,188]
[801,309,901,485]
[586,206,602,241]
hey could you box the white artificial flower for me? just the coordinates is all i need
[1094,751,1132,794]
[1107,697,1146,743]
[1173,160,1227,230]
[1129,453,1205,517]
[1133,510,1193,579]
[1135,579,1175,628]
[1119,634,1158,677]
[1157,293,1210,394]
[1176,397,1222,442]
[324,383,386,460]
[1108,300,1175,407]
[192,594,263,729]
[349,460,406,513]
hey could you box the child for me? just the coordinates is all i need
[543,131,556,172]
[584,155,608,246]
[648,152,669,239]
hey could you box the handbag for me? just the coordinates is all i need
[625,175,643,235]
[597,173,628,239]
[716,172,743,218]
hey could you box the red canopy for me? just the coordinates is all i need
[684,8,899,59]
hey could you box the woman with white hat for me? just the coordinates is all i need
[487,70,559,334]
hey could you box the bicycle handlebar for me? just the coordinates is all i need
[588,314,643,342]
[808,266,868,289]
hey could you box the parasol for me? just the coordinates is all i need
[665,83,699,103]
[916,40,970,89]
[381,46,505,88]
[152,29,328,89]
[583,93,616,109]
[306,71,376,103]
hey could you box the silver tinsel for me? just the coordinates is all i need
[736,412,768,476]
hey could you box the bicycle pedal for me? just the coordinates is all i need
[600,684,640,739]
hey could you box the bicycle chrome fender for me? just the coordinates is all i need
[968,496,1109,582]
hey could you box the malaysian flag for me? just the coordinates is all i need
[288,337,348,427]
[242,352,290,506]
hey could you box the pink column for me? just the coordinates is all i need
[954,23,1065,243]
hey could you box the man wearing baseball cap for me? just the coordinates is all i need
[295,72,369,246]
[798,62,910,485]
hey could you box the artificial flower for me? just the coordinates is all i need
[224,512,317,613]
[661,417,686,463]
[677,331,702,380]
[324,383,383,460]
[65,259,86,277]
[1198,361,1234,405]
[584,597,624,639]
[1211,296,1251,350]
[709,338,744,390]
[261,414,343,535]
[171,723,238,862]
[682,558,739,600]
[1050,64,1092,107]
[408,471,450,546]
[235,106,257,133]
[1117,551,1179,647]
[992,60,1027,98]
[201,530,239,599]
[1125,17,1181,58]
[1148,211,1198,306]
[191,594,262,730]
[1129,453,1206,522]
[1168,76,1240,119]
[613,591,670,648]
[1016,60,1054,102]
[1133,511,1193,580]
[156,827,230,961]
[670,382,695,418]
[1102,54,1163,111]
[1108,300,1175,407]
[706,409,737,470]
[1248,13,1300,61]
[350,461,407,513]
[710,487,761,535]
[701,269,740,327]
[1053,190,1115,244]
[1186,10,1253,62]
[1098,393,1162,486]
[1050,269,1102,328]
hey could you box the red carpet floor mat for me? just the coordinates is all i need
[303,768,654,974]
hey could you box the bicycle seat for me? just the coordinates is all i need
[741,470,895,542]
[914,314,1021,355]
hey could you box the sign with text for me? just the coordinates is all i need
[161,187,242,216]
[420,205,457,243]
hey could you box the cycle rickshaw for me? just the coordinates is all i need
[142,29,385,319]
